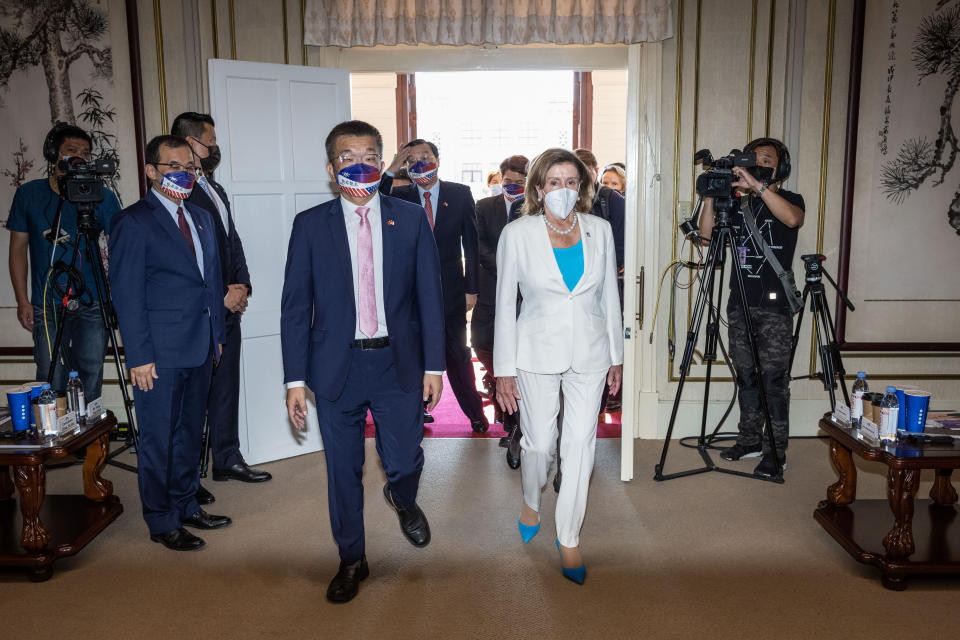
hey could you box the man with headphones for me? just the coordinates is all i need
[699,138,805,478]
[6,123,121,400]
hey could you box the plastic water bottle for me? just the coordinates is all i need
[67,370,86,423]
[38,383,58,437]
[851,372,869,425]
[880,386,899,442]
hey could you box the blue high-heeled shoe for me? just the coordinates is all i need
[517,519,540,544]
[556,538,586,585]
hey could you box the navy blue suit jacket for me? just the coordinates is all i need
[380,176,479,317]
[109,191,227,369]
[186,177,252,310]
[280,195,445,401]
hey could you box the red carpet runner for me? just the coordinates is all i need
[364,360,621,438]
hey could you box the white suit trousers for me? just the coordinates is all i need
[516,367,607,547]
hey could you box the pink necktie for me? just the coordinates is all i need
[356,206,377,338]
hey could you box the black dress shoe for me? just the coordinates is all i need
[150,527,205,551]
[382,484,431,547]
[553,468,562,493]
[212,462,272,483]
[196,484,215,505]
[499,435,510,448]
[423,410,435,424]
[327,557,369,603]
[182,508,232,530]
[470,416,489,434]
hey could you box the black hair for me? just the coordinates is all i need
[325,120,384,163]
[43,123,93,163]
[171,112,215,140]
[145,135,192,165]
[744,137,791,183]
[500,154,529,176]
[403,138,440,160]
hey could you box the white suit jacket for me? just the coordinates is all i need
[493,213,624,377]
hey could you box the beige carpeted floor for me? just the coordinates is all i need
[1,437,958,639]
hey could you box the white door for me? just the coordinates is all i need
[208,59,350,464]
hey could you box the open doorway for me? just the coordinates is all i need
[351,69,628,438]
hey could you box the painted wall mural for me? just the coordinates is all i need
[880,0,960,235]
[0,0,120,306]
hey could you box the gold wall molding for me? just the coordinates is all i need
[211,0,219,58]
[153,0,168,132]
[229,0,237,59]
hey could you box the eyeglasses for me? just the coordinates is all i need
[337,153,382,165]
[154,162,199,172]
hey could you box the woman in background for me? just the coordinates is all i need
[494,148,623,585]
[600,164,626,196]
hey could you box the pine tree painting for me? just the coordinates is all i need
[880,0,960,235]
[0,0,112,124]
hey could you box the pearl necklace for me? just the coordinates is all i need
[543,212,579,235]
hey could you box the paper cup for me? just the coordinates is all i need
[6,387,31,431]
[23,382,45,426]
[904,390,931,433]
[894,388,906,429]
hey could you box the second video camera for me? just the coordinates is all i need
[57,156,117,205]
[694,148,758,199]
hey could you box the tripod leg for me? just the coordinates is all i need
[810,291,837,411]
[819,291,851,407]
[787,288,809,376]
[83,229,140,461]
[655,232,724,480]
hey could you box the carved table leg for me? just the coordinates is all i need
[83,432,113,501]
[0,465,13,500]
[826,439,857,505]
[13,464,49,552]
[883,468,920,559]
[929,469,958,506]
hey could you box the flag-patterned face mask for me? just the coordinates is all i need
[156,169,196,200]
[502,183,525,201]
[407,161,438,186]
[337,163,382,198]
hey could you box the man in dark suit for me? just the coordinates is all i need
[380,139,488,433]
[474,155,527,434]
[173,112,272,502]
[282,121,445,603]
[109,135,229,551]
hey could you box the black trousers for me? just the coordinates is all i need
[205,314,244,469]
[445,311,484,422]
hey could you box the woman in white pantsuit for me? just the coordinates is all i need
[494,148,623,585]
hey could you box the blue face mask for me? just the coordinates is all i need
[155,169,196,200]
[337,163,381,198]
[503,183,525,201]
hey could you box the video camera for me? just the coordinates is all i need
[57,156,116,206]
[694,148,761,199]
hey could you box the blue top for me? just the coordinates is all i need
[6,178,121,304]
[553,238,584,292]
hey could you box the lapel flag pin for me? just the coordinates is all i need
[585,231,591,237]
[387,219,395,226]
[442,201,448,207]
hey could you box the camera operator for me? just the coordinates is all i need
[698,138,805,478]
[6,123,120,399]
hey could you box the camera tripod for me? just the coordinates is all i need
[787,255,854,411]
[45,198,140,473]
[654,197,783,483]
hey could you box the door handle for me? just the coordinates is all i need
[636,266,644,328]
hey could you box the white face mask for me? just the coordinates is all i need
[488,183,503,196]
[542,188,578,220]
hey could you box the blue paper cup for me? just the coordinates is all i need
[894,388,906,429]
[23,382,44,427]
[904,390,931,433]
[6,387,31,431]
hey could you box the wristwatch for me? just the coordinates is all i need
[757,184,769,196]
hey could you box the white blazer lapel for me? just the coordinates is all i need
[573,214,595,294]
[532,215,567,289]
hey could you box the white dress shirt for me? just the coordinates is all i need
[287,194,440,390]
[196,175,230,230]
[153,188,204,277]
[415,180,441,226]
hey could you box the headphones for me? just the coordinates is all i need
[42,122,92,164]
[744,137,791,184]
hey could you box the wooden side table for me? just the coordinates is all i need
[814,415,960,590]
[0,411,123,581]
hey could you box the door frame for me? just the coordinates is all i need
[322,43,663,481]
